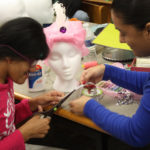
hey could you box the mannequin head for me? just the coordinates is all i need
[0,0,53,26]
[48,42,82,92]
[49,42,82,81]
[44,21,89,92]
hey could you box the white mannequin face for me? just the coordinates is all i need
[48,42,82,81]
[0,0,53,26]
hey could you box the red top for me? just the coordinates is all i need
[0,78,33,150]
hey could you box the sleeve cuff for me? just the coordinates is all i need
[15,99,33,125]
[84,99,104,118]
[20,99,33,116]
[103,64,111,81]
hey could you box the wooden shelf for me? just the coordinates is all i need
[82,0,112,5]
[82,0,111,24]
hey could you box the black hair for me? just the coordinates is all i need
[52,0,81,18]
[0,17,49,60]
[112,0,150,30]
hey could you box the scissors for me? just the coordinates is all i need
[37,82,95,118]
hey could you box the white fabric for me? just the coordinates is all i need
[0,0,53,25]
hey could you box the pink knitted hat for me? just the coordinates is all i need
[44,21,89,57]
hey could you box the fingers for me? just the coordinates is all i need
[34,90,65,107]
[34,133,48,138]
[40,95,61,106]
[33,114,41,119]
[80,70,89,84]
[49,90,65,97]
[44,117,51,123]
[38,105,43,112]
[69,102,77,114]
[38,118,51,136]
[80,69,94,84]
[32,125,50,138]
[33,114,51,123]
[46,116,51,119]
[21,115,51,141]
[49,101,59,105]
[44,91,65,104]
[47,96,63,105]
[69,96,91,115]
[80,66,103,84]
[69,101,74,107]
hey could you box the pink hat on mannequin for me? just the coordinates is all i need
[44,20,89,57]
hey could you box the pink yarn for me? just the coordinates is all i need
[44,21,89,57]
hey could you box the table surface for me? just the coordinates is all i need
[14,45,139,133]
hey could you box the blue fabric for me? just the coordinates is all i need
[72,10,89,22]
[84,64,150,147]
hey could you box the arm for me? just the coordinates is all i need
[84,80,150,147]
[15,99,32,125]
[0,130,25,150]
[103,64,150,94]
[15,90,64,125]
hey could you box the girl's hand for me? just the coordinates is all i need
[80,64,105,84]
[29,91,65,111]
[69,96,91,115]
[19,115,51,142]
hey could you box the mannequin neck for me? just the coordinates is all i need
[53,76,79,92]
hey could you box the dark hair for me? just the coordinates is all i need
[112,0,150,30]
[52,0,81,18]
[0,17,49,60]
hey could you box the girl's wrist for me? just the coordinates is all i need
[100,64,106,71]
[19,127,30,142]
[99,64,106,76]
[28,98,38,111]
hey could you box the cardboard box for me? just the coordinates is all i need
[130,58,150,72]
